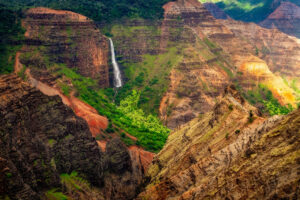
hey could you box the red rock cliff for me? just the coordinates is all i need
[23,7,110,87]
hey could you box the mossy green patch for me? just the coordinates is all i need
[48,139,56,148]
[244,84,293,115]
[45,188,67,200]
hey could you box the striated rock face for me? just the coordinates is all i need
[158,0,234,128]
[203,3,229,19]
[22,7,110,87]
[238,56,296,107]
[16,7,111,136]
[110,0,299,129]
[260,1,300,38]
[0,75,143,200]
[160,0,299,128]
[0,74,105,199]
[222,18,300,79]
[138,86,300,199]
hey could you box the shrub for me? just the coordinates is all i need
[225,132,229,140]
[248,110,254,123]
[45,188,67,200]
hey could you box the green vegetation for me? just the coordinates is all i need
[120,132,135,146]
[248,110,254,123]
[244,84,293,116]
[17,66,27,80]
[0,8,25,74]
[53,65,169,152]
[117,90,169,150]
[5,172,12,178]
[200,0,300,23]
[0,0,173,22]
[59,83,71,96]
[108,44,183,114]
[225,132,229,140]
[283,77,300,107]
[48,139,56,147]
[45,188,67,200]
[204,37,218,49]
[60,171,88,191]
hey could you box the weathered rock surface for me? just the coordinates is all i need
[138,85,300,199]
[159,0,299,128]
[108,0,299,129]
[222,18,300,79]
[22,7,110,87]
[260,1,300,38]
[0,74,143,200]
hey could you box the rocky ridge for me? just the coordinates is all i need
[260,1,300,38]
[138,85,300,199]
[0,74,145,200]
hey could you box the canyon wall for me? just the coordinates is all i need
[260,1,300,38]
[0,74,145,200]
[138,85,300,199]
[22,7,110,87]
[109,0,299,129]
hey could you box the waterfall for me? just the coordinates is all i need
[109,38,122,88]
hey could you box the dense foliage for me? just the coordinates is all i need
[54,66,169,152]
[199,0,300,22]
[244,84,293,116]
[0,0,173,22]
[117,90,169,149]
[0,7,24,74]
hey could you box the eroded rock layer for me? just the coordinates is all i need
[0,75,143,200]
[138,86,300,200]
[158,0,299,128]
[22,7,110,87]
[222,18,300,79]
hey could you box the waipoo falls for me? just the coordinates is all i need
[1,0,300,200]
[109,38,123,88]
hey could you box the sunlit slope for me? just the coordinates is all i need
[239,57,297,107]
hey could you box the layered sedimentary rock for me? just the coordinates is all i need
[109,0,299,129]
[138,85,300,199]
[260,1,300,38]
[238,56,296,107]
[222,18,300,79]
[160,0,299,128]
[0,75,144,200]
[17,7,112,137]
[22,7,110,87]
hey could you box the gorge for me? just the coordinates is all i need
[0,0,299,200]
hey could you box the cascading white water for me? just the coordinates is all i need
[109,38,122,88]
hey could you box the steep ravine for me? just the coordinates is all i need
[7,7,156,200]
[17,6,155,174]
